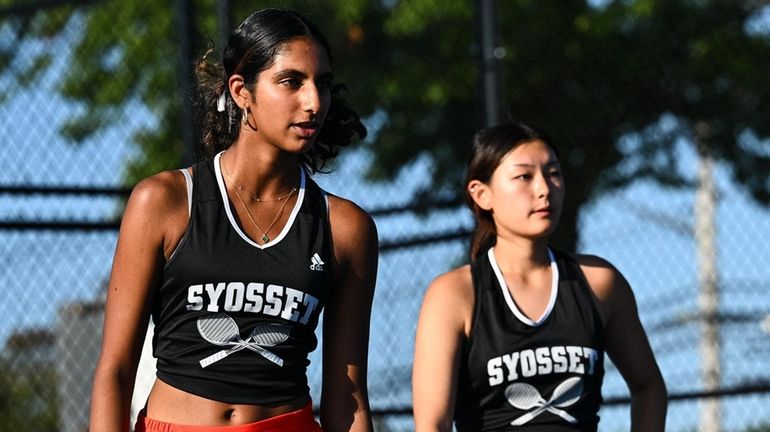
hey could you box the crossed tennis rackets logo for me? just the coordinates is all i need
[196,313,291,368]
[504,376,583,426]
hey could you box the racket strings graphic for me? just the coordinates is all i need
[505,376,584,426]
[197,313,291,368]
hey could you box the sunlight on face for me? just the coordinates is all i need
[247,37,333,154]
[488,140,564,240]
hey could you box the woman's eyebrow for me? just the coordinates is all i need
[272,69,334,81]
[273,69,307,79]
[511,160,560,168]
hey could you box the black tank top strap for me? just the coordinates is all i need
[191,158,219,204]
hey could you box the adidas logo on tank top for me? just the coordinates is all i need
[310,253,325,271]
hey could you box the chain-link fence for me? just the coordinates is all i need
[2,1,770,432]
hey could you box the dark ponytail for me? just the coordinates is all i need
[196,50,237,156]
[465,122,558,261]
[195,8,366,171]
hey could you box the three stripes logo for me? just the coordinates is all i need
[310,253,325,271]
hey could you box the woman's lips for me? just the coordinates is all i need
[293,122,318,138]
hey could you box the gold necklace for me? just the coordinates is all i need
[221,166,297,202]
[222,157,296,244]
[232,185,294,243]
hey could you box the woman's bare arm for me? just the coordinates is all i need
[413,268,473,432]
[89,171,187,431]
[320,196,378,432]
[580,255,667,432]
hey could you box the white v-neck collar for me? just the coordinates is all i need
[487,247,559,327]
[214,151,305,250]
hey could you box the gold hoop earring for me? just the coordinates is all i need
[241,107,249,125]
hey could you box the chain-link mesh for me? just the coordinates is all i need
[2,2,770,432]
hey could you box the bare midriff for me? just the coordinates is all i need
[144,379,310,425]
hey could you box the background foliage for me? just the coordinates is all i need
[3,0,770,245]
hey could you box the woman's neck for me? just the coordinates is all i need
[492,236,551,277]
[221,142,300,199]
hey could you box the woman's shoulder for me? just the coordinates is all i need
[420,265,474,334]
[569,252,634,324]
[568,251,614,267]
[122,169,191,243]
[129,169,189,211]
[116,169,192,256]
[323,194,378,261]
[325,193,369,218]
[425,265,474,308]
[430,265,473,291]
[325,194,377,237]
[566,252,618,295]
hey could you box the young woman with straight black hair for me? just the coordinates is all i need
[413,122,666,431]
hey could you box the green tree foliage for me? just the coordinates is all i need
[2,0,769,248]
[1,1,198,185]
[345,0,770,248]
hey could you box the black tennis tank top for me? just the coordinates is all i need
[454,247,605,431]
[152,152,333,404]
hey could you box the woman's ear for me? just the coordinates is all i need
[228,74,251,108]
[468,180,492,211]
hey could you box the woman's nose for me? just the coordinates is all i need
[302,84,321,114]
[535,173,551,198]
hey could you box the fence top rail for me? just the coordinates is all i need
[0,185,132,197]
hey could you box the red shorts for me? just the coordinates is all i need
[134,402,321,432]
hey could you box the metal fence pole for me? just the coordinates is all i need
[217,0,232,52]
[475,0,503,127]
[176,0,200,165]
